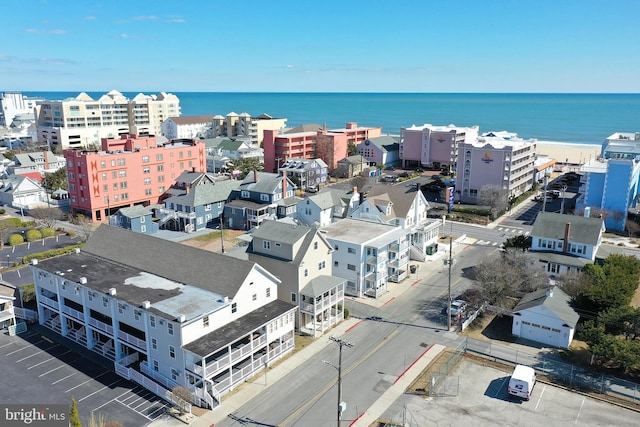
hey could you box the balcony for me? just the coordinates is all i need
[299,289,344,314]
[159,208,196,220]
[191,333,268,379]
[62,305,85,322]
[88,317,114,335]
[39,295,60,311]
[117,329,146,350]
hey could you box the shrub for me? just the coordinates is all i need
[20,284,35,304]
[26,229,42,242]
[40,228,55,238]
[0,208,5,214]
[2,217,23,228]
[8,234,24,246]
[66,230,76,238]
[20,244,83,265]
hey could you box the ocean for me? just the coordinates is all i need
[22,92,640,146]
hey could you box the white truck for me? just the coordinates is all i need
[508,364,536,400]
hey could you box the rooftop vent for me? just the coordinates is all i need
[142,301,151,309]
[31,259,38,265]
[79,277,87,285]
[108,288,116,296]
[178,314,186,323]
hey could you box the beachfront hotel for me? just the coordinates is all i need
[576,131,640,231]
[35,90,181,150]
[455,132,537,204]
[399,123,479,173]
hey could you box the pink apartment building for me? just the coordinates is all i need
[263,122,381,172]
[400,124,479,173]
[65,134,205,222]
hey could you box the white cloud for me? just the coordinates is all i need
[84,16,97,21]
[132,15,158,21]
[25,28,69,34]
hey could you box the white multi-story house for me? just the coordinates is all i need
[296,187,360,227]
[350,183,441,260]
[530,212,605,276]
[30,225,296,409]
[455,132,537,204]
[161,116,215,139]
[246,220,346,337]
[278,157,328,190]
[0,175,47,209]
[321,218,411,297]
[35,90,181,150]
[10,150,66,175]
[0,282,17,331]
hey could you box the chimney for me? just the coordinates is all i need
[43,150,50,169]
[254,169,258,183]
[563,222,571,252]
[192,166,196,172]
[282,170,287,198]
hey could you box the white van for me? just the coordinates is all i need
[508,365,536,400]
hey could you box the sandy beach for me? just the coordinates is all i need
[536,141,601,165]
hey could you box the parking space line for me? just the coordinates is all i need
[78,379,122,402]
[39,364,66,377]
[534,384,546,411]
[148,405,168,419]
[6,340,44,355]
[52,372,77,385]
[27,349,73,370]
[65,371,109,393]
[0,342,17,349]
[575,396,586,424]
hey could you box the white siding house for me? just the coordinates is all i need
[30,225,296,410]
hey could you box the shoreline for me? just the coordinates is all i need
[536,140,601,165]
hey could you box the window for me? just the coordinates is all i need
[118,158,125,166]
[204,204,211,211]
[143,167,150,174]
[334,261,339,267]
[145,188,152,195]
[318,261,326,270]
[141,225,146,232]
[314,242,318,249]
[203,316,209,327]
[119,170,126,177]
[304,269,308,277]
[118,303,125,314]
[120,181,127,188]
[347,264,356,271]
[347,248,356,254]
[156,154,163,161]
[263,241,271,250]
[134,310,141,320]
[150,315,156,327]
[142,156,149,163]
[291,293,297,302]
[102,297,108,307]
[266,288,271,298]
[153,360,159,371]
[171,368,178,381]
[151,338,157,350]
[100,161,106,168]
[158,175,165,183]
[231,303,237,313]
[252,294,257,301]
[102,173,107,180]
[157,165,164,172]
[168,323,174,335]
[169,345,175,358]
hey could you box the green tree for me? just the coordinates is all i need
[41,167,68,191]
[599,305,640,341]
[502,234,531,251]
[347,142,357,156]
[69,396,82,427]
[230,158,264,180]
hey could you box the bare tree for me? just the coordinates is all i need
[557,270,592,298]
[29,207,65,229]
[473,256,514,307]
[171,386,193,415]
[0,219,12,248]
[72,214,94,242]
[478,185,509,217]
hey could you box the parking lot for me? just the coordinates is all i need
[380,359,640,426]
[0,325,178,426]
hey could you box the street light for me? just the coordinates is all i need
[328,336,353,427]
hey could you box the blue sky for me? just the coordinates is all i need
[2,0,639,93]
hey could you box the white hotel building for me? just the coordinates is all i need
[30,225,296,409]
[35,90,181,150]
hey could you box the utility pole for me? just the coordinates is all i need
[219,213,226,253]
[329,336,353,427]
[447,218,453,331]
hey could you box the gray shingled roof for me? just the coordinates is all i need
[183,299,296,357]
[240,172,294,194]
[301,275,346,298]
[82,225,255,298]
[365,183,425,219]
[362,135,399,152]
[164,178,239,206]
[531,212,604,246]
[251,220,311,246]
[512,286,579,327]
[118,205,153,218]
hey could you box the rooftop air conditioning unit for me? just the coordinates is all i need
[108,288,117,296]
[142,301,151,309]
[79,277,87,285]
[178,314,186,323]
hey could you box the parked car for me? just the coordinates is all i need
[415,167,425,173]
[450,299,467,317]
[546,190,561,199]
[398,171,410,178]
[306,185,318,193]
[534,195,553,202]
